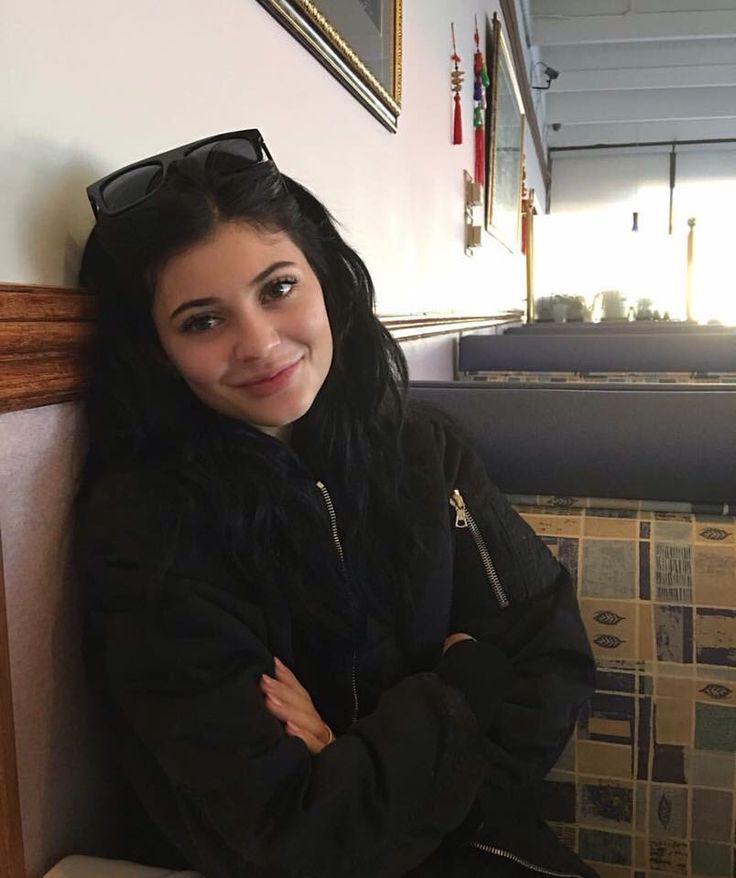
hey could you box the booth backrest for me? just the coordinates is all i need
[457,333,736,375]
[408,381,736,878]
[504,324,736,335]
[408,382,736,506]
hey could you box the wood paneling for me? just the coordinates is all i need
[0,533,25,878]
[0,284,95,415]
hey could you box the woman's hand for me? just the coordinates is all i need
[260,657,335,755]
[442,632,475,654]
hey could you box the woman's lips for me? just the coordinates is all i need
[237,358,302,397]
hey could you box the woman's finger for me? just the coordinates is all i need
[273,657,309,696]
[260,675,313,713]
[263,695,326,737]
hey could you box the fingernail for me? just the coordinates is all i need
[286,721,301,732]
[274,657,284,669]
[267,694,283,707]
[261,675,275,687]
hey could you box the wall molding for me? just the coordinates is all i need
[0,283,95,414]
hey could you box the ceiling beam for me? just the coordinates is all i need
[553,63,736,91]
[546,85,736,124]
[546,117,736,148]
[533,10,736,45]
[541,38,736,72]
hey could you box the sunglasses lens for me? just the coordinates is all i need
[100,163,164,213]
[187,137,262,174]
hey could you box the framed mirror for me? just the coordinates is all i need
[485,13,525,251]
[256,0,402,131]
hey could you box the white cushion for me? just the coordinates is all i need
[43,855,203,878]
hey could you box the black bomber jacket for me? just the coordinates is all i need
[76,402,598,878]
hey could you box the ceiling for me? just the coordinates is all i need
[525,0,736,150]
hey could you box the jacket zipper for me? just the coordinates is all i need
[449,489,509,609]
[470,842,586,878]
[315,480,359,725]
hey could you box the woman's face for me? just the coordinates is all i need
[152,221,333,443]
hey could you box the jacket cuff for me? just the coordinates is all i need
[435,639,513,732]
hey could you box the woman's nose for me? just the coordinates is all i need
[232,312,280,361]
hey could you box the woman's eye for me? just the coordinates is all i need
[180,314,222,334]
[263,277,298,301]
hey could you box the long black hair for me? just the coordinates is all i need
[76,157,436,633]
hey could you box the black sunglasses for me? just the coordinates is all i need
[86,128,273,218]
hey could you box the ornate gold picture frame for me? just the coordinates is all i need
[256,0,402,132]
[485,13,525,251]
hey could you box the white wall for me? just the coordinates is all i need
[1,0,542,318]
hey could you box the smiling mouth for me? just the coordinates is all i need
[232,358,303,395]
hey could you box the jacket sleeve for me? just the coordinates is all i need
[432,412,595,794]
[76,469,493,878]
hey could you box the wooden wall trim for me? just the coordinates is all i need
[499,0,550,193]
[0,283,95,415]
[0,532,25,878]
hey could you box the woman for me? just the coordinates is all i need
[75,129,596,878]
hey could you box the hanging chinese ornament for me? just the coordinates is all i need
[450,23,464,144]
[473,16,490,184]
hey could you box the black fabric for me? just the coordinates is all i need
[435,640,512,732]
[76,401,596,878]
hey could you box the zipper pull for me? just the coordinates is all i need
[449,489,469,528]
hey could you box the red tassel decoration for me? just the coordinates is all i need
[453,94,463,145]
[473,16,490,184]
[450,23,465,145]
[475,125,485,185]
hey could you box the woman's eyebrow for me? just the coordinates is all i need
[168,261,298,320]
[170,297,218,320]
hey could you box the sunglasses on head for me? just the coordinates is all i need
[86,128,273,218]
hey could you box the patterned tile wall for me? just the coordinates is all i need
[510,496,736,878]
